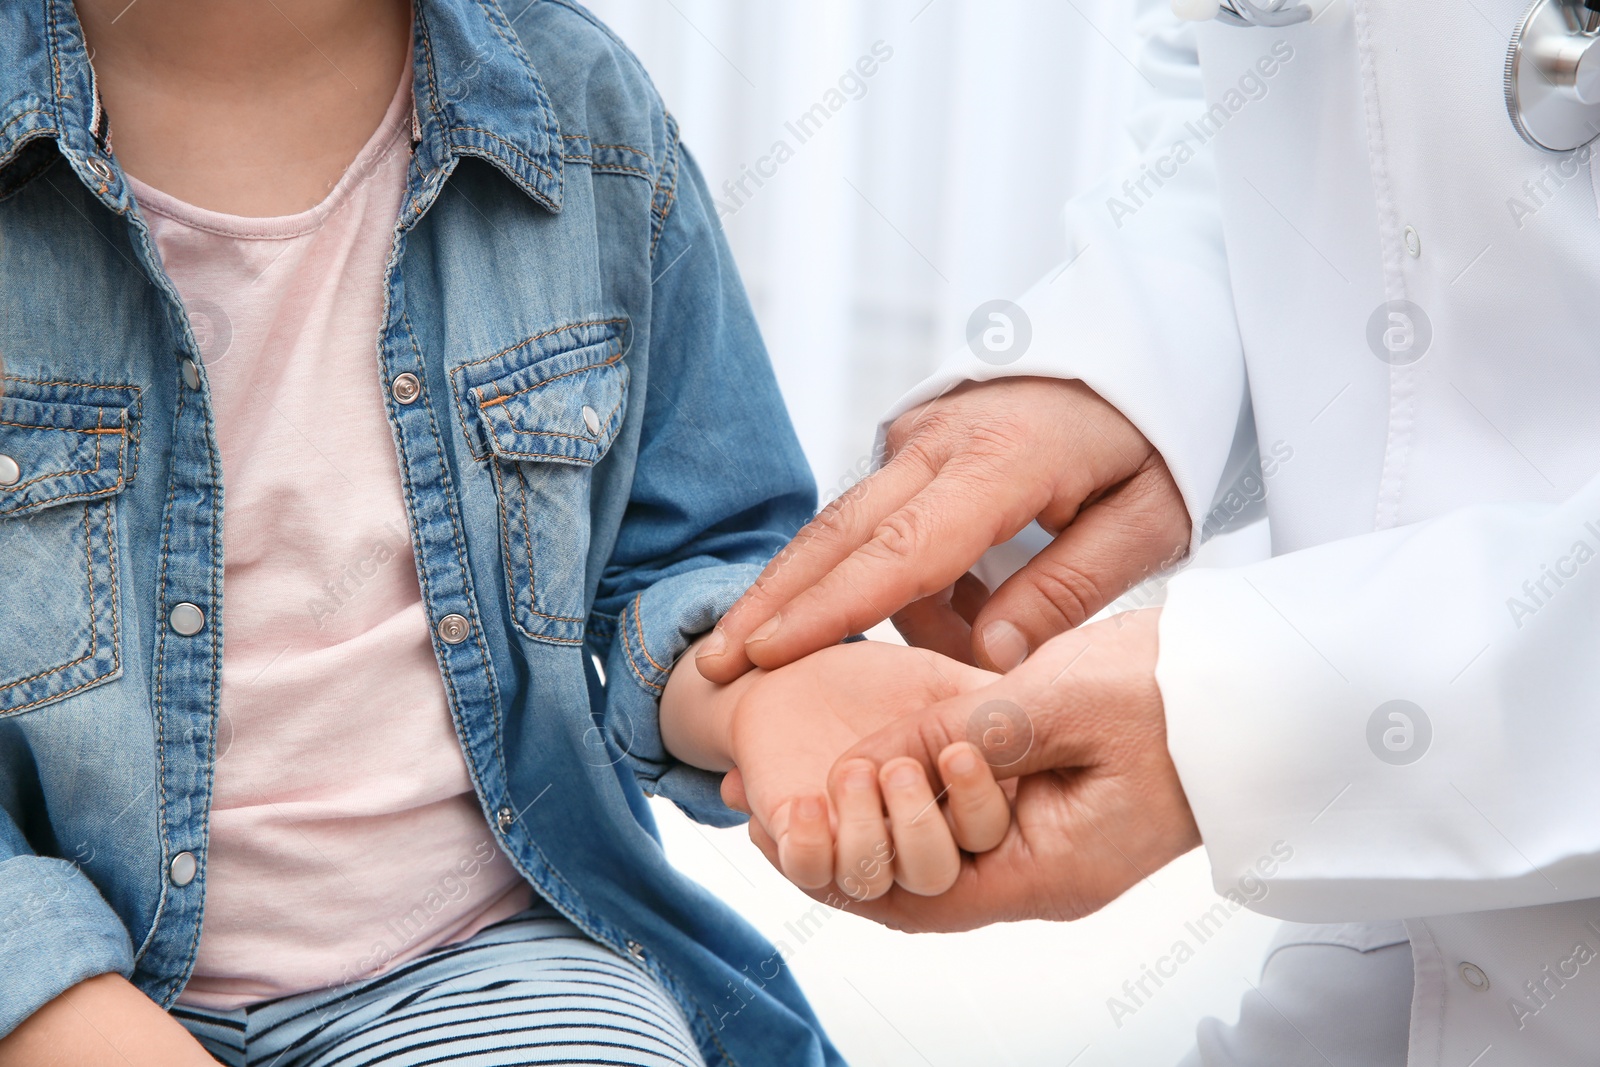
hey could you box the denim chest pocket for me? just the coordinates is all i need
[452,322,629,645]
[0,381,140,716]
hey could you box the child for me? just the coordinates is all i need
[0,1,1006,1064]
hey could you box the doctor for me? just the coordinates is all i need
[698,0,1600,1061]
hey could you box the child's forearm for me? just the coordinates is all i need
[0,974,218,1067]
[660,634,760,773]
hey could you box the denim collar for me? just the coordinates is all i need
[0,0,564,214]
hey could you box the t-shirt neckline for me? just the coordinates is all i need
[126,62,413,241]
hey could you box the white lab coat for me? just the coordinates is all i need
[886,0,1600,1061]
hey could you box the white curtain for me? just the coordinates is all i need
[580,0,1141,493]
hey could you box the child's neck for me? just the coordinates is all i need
[75,0,412,217]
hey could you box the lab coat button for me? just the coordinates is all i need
[1404,226,1422,258]
[169,602,206,636]
[0,454,19,487]
[1459,961,1490,991]
[437,613,471,644]
[169,851,198,887]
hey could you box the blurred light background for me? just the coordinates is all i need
[578,1,1280,1064]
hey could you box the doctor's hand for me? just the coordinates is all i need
[743,610,1200,932]
[694,377,1189,681]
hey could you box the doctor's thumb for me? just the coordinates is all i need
[971,469,1190,672]
[827,674,1094,796]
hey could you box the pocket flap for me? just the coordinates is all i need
[0,391,137,517]
[453,321,629,466]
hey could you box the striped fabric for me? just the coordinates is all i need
[174,906,707,1067]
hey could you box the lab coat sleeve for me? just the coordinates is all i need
[879,0,1257,564]
[1158,474,1600,921]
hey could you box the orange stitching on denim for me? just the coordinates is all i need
[517,462,538,623]
[0,108,49,143]
[457,318,629,372]
[485,448,594,462]
[0,480,121,517]
[591,164,654,181]
[400,310,516,764]
[621,608,665,694]
[650,118,683,259]
[512,467,579,626]
[0,417,123,431]
[632,593,669,676]
[0,376,141,392]
[450,320,628,461]
[446,125,557,185]
[476,346,623,408]
[497,392,624,443]
[590,143,652,159]
[102,487,121,681]
[0,504,100,694]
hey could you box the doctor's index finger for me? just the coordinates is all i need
[695,449,940,683]
[738,469,1041,672]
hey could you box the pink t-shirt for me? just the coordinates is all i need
[132,73,531,1010]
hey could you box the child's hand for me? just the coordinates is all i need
[721,642,1013,900]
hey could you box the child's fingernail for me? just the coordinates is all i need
[886,762,920,790]
[946,745,978,777]
[796,795,824,821]
[841,761,876,791]
[696,627,727,661]
[746,613,782,646]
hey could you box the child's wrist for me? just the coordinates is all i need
[660,634,762,772]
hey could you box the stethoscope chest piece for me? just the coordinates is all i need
[1507,0,1600,151]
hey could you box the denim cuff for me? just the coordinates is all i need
[606,562,761,829]
[0,856,135,1038]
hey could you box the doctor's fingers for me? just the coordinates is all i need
[889,572,991,665]
[828,655,1102,802]
[972,458,1188,672]
[734,464,1047,674]
[695,447,946,684]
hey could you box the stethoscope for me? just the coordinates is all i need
[1173,0,1600,153]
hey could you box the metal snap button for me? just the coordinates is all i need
[169,602,206,636]
[1404,225,1422,258]
[181,359,201,390]
[496,805,515,831]
[581,405,601,436]
[437,613,471,645]
[169,851,198,887]
[392,373,422,405]
[1459,961,1490,991]
[626,939,646,962]
[0,454,19,487]
[85,156,114,183]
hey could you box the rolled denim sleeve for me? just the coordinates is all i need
[0,813,134,1037]
[604,564,764,826]
[591,135,815,827]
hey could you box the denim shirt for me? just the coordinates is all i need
[0,2,841,1063]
